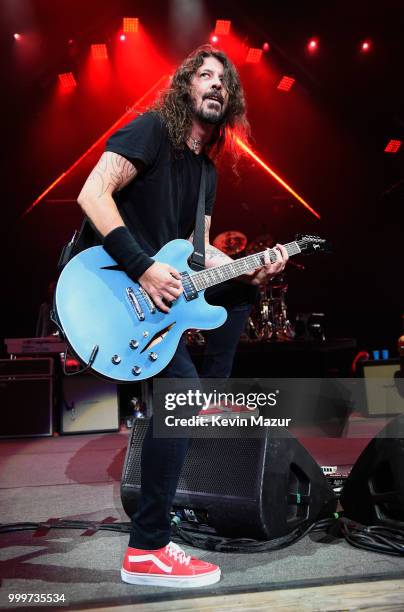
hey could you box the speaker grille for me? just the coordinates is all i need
[122,421,147,487]
[177,438,262,497]
[122,419,262,498]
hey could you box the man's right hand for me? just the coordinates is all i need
[139,262,183,313]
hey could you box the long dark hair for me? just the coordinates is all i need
[151,45,250,167]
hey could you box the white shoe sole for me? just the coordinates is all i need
[121,567,221,588]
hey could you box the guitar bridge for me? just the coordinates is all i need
[126,287,145,321]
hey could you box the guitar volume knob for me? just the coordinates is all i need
[132,366,142,376]
[149,352,158,361]
[111,355,121,365]
[129,339,139,349]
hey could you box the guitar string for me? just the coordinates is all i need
[190,241,303,291]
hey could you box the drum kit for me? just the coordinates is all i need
[212,230,297,342]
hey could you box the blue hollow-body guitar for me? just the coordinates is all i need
[55,236,327,382]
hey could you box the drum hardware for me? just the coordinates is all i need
[248,275,295,342]
[210,231,297,343]
[244,232,296,342]
[212,230,247,256]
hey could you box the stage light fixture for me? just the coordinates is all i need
[307,38,318,52]
[210,35,219,44]
[14,33,21,40]
[361,40,371,52]
[123,17,139,33]
[246,48,263,63]
[262,42,270,52]
[384,139,402,153]
[120,34,126,41]
[91,44,108,60]
[277,76,295,92]
[215,20,231,35]
[58,72,77,88]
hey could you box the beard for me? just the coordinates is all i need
[192,98,226,125]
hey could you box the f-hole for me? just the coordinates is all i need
[141,322,176,352]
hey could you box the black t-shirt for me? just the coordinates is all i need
[104,111,217,256]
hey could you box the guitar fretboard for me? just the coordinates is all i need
[191,241,301,291]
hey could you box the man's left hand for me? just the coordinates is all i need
[242,243,289,286]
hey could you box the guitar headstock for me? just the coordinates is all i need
[295,234,331,254]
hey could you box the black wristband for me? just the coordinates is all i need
[103,226,154,281]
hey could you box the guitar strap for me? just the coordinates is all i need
[189,158,207,271]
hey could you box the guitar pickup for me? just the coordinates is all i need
[180,272,198,301]
[126,287,145,321]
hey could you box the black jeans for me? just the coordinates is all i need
[128,282,257,549]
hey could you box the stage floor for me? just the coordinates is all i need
[1,427,404,611]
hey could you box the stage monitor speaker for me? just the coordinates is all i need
[0,377,53,438]
[121,418,337,540]
[362,359,403,416]
[61,374,119,434]
[0,358,54,438]
[340,414,404,526]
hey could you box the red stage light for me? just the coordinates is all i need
[91,44,108,60]
[14,33,21,40]
[215,20,231,35]
[235,138,321,219]
[24,75,169,217]
[58,72,77,88]
[120,34,126,41]
[246,48,263,63]
[384,139,402,153]
[308,38,318,52]
[361,40,371,52]
[210,35,219,44]
[262,42,270,52]
[277,76,295,92]
[123,17,139,33]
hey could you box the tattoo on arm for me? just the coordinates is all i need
[203,217,232,263]
[87,152,137,198]
[205,246,232,262]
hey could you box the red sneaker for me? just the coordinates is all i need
[121,541,221,588]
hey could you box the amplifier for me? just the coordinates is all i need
[362,359,404,416]
[0,358,53,378]
[0,358,54,438]
[0,377,53,438]
[61,374,119,434]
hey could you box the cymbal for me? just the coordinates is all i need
[246,233,275,255]
[213,230,247,255]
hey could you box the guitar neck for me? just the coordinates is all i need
[191,241,301,291]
